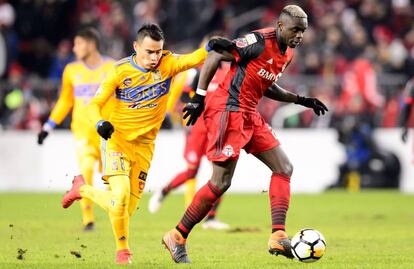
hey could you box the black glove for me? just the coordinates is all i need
[96,120,114,140]
[37,130,49,145]
[183,93,205,126]
[208,37,235,52]
[295,96,329,116]
[401,128,408,143]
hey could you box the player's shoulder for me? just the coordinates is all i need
[162,50,172,57]
[114,56,130,67]
[101,55,115,64]
[254,27,276,40]
[64,60,82,70]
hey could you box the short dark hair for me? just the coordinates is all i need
[136,23,164,42]
[76,27,101,50]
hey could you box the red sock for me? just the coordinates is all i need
[269,172,290,232]
[206,197,222,220]
[162,168,197,195]
[177,181,223,237]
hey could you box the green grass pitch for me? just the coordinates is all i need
[1,191,414,268]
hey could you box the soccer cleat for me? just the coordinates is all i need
[148,190,165,214]
[201,218,230,230]
[268,230,294,259]
[62,175,85,209]
[83,222,95,232]
[116,249,132,264]
[162,229,191,263]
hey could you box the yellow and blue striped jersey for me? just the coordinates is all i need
[49,57,115,139]
[88,47,208,142]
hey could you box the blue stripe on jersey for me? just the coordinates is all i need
[129,54,149,73]
[74,83,100,97]
[115,78,172,103]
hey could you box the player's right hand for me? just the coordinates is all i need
[401,128,408,143]
[96,120,114,140]
[37,130,49,145]
[183,93,205,126]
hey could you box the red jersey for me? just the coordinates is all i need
[183,62,230,100]
[206,28,294,113]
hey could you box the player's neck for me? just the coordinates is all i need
[83,52,103,69]
[275,29,287,55]
[133,55,146,70]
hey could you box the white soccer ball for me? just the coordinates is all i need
[291,228,326,263]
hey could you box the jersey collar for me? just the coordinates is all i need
[129,54,149,73]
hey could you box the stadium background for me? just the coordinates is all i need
[1,1,414,268]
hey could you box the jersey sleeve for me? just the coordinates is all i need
[167,47,208,77]
[49,66,74,125]
[88,66,119,125]
[231,32,265,63]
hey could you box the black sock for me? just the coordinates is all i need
[175,225,188,239]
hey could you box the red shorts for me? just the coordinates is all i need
[204,109,280,161]
[183,113,208,166]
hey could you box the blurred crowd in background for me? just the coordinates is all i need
[0,0,414,131]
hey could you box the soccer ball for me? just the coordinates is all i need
[291,228,326,263]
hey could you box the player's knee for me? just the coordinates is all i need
[110,193,130,216]
[211,177,231,192]
[186,168,198,179]
[280,161,293,177]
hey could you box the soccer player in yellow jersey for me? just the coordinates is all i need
[61,23,217,264]
[37,27,114,232]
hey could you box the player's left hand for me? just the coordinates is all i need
[183,93,205,126]
[295,96,329,116]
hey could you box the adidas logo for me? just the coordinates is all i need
[266,58,273,64]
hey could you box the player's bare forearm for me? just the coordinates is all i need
[197,51,234,90]
[264,83,298,103]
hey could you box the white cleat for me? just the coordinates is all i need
[202,219,230,230]
[148,190,165,214]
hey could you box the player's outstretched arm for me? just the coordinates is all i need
[37,67,74,145]
[183,50,235,126]
[265,83,328,116]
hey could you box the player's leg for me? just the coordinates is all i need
[67,138,133,264]
[184,178,197,207]
[148,164,198,213]
[79,155,95,230]
[162,110,247,263]
[255,146,293,232]
[255,147,294,258]
[162,160,237,263]
[75,138,99,230]
[128,141,154,216]
[202,197,230,230]
[106,175,131,263]
[247,113,294,259]
[149,126,205,213]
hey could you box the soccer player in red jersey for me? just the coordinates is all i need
[400,77,414,147]
[162,5,328,263]
[149,62,230,230]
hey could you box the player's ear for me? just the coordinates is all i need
[133,41,139,52]
[277,21,283,32]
